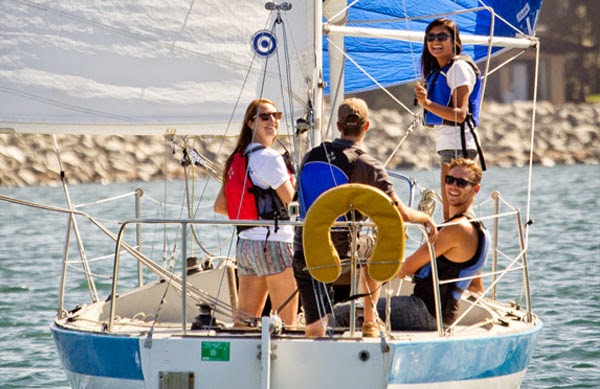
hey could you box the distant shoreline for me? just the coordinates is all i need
[0,102,598,187]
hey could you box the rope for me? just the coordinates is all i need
[417,188,441,217]
[327,38,415,116]
[383,117,419,168]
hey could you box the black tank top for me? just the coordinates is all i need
[413,212,485,324]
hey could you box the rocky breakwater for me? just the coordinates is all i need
[366,101,599,170]
[0,102,598,187]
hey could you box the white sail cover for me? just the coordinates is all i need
[0,1,315,135]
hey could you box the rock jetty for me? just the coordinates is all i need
[0,102,598,187]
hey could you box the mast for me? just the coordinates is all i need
[323,0,348,141]
[311,0,323,147]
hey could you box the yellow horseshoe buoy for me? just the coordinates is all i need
[303,183,405,283]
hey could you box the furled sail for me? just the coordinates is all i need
[0,1,315,135]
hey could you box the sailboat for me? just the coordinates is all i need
[1,1,544,388]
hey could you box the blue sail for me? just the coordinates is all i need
[323,0,543,93]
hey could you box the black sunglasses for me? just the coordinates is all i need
[445,175,475,188]
[255,112,283,121]
[426,32,450,42]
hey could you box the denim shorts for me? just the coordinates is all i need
[332,295,437,331]
[438,149,477,165]
[237,239,293,277]
[378,295,438,331]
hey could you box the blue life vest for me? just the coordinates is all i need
[424,57,482,127]
[298,142,363,219]
[414,213,490,301]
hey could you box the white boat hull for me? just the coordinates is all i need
[51,318,542,389]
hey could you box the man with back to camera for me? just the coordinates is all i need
[293,97,437,337]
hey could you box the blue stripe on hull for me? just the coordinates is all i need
[50,321,541,386]
[51,323,144,380]
[389,323,543,384]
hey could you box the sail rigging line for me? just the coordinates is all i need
[144,260,185,348]
[151,202,176,272]
[69,252,118,264]
[272,8,297,151]
[327,24,424,172]
[129,190,184,281]
[326,38,416,117]
[519,44,541,314]
[0,86,134,122]
[110,221,238,318]
[326,26,426,169]
[382,118,419,168]
[253,13,293,130]
[52,135,99,303]
[482,49,528,78]
[178,142,223,182]
[72,191,140,209]
[64,261,114,279]
[182,165,215,257]
[400,0,424,84]
[209,9,279,225]
[524,43,541,239]
[310,277,335,335]
[217,6,300,226]
[167,0,196,56]
[181,165,238,290]
[175,135,230,259]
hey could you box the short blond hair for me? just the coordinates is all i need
[448,158,482,184]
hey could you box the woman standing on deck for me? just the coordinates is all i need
[214,98,298,327]
[415,18,485,221]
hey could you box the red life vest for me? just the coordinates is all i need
[224,146,293,226]
[224,150,259,220]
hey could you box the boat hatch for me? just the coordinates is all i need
[159,371,194,389]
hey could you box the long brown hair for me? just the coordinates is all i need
[222,98,277,182]
[420,18,463,78]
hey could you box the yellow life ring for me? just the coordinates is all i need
[302,183,405,283]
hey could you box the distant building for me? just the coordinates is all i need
[484,31,597,106]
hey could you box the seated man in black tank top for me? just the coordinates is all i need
[334,158,488,330]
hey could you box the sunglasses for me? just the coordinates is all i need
[255,111,283,121]
[445,175,476,188]
[426,32,450,42]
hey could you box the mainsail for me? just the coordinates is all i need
[0,1,315,136]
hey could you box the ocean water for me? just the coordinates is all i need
[0,164,598,388]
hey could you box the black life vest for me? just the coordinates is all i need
[413,212,490,324]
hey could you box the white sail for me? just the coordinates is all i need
[0,1,315,136]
